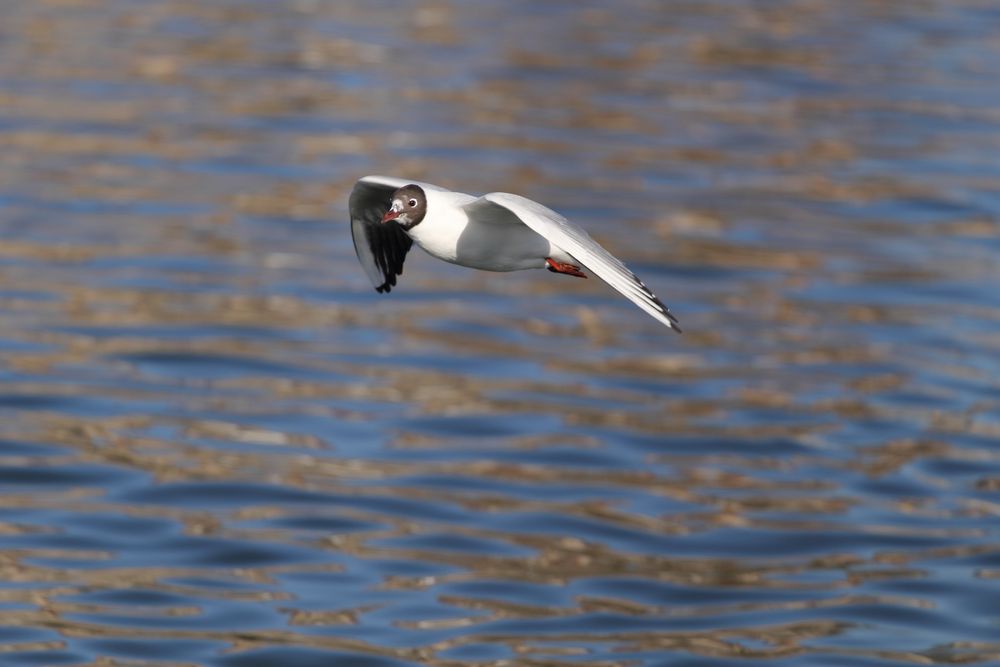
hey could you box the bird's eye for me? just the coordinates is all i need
[408,198,417,207]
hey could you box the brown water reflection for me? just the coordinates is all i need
[1,1,999,666]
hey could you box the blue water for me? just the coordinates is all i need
[0,1,998,665]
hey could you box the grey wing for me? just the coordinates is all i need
[478,192,681,332]
[349,176,418,293]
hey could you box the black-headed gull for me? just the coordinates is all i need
[349,175,681,332]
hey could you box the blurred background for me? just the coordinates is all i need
[0,1,998,665]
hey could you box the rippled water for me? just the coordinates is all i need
[0,1,998,665]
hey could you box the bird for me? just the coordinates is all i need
[349,175,681,333]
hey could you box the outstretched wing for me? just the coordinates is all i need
[350,175,449,293]
[475,192,681,332]
[348,176,417,293]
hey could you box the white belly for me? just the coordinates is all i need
[453,218,554,271]
[407,204,574,272]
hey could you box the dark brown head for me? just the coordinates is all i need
[380,185,426,229]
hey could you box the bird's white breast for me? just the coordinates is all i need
[405,189,475,263]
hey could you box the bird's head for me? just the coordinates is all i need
[381,185,426,229]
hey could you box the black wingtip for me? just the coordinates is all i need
[665,308,682,334]
[648,292,682,334]
[375,270,400,294]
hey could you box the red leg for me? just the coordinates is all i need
[545,258,587,278]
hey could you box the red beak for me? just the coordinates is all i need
[381,210,399,223]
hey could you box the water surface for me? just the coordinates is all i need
[0,1,998,665]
